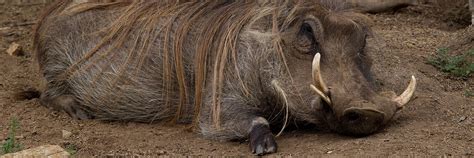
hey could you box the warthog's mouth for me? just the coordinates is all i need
[310,53,417,135]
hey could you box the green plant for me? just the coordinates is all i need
[1,118,22,155]
[427,48,474,78]
[65,144,77,155]
[465,90,474,97]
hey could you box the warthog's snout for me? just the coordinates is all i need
[338,104,386,135]
[311,53,417,136]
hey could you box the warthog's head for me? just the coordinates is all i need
[255,1,416,136]
[309,53,416,136]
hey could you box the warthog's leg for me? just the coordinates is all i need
[200,96,278,155]
[37,59,93,120]
[40,94,93,120]
[249,117,277,155]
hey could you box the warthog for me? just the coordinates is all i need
[34,0,416,155]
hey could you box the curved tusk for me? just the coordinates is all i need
[393,75,417,107]
[312,53,329,93]
[310,84,332,105]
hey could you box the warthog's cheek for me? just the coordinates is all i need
[310,98,324,111]
[310,97,335,120]
[372,92,402,123]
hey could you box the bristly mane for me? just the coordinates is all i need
[34,0,368,128]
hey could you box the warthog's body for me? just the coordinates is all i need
[35,0,415,155]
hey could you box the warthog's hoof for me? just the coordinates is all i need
[249,124,277,155]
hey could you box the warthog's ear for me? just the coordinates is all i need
[337,12,374,38]
[295,15,323,54]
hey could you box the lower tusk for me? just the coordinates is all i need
[312,53,329,93]
[310,84,332,105]
[393,75,417,107]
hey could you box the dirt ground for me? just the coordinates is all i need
[0,1,473,157]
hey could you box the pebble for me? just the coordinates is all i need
[0,26,11,34]
[6,42,23,56]
[15,135,24,139]
[62,130,73,139]
[1,145,70,157]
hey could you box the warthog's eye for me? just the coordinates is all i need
[295,19,322,58]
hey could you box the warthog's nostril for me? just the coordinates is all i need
[339,108,386,136]
[345,112,361,122]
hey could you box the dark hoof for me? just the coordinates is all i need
[14,88,41,100]
[249,124,277,155]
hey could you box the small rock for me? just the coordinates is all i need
[0,27,11,34]
[0,145,70,158]
[62,130,73,139]
[6,42,23,56]
[326,150,333,154]
[15,135,24,139]
[458,116,467,122]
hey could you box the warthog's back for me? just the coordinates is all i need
[35,1,231,122]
